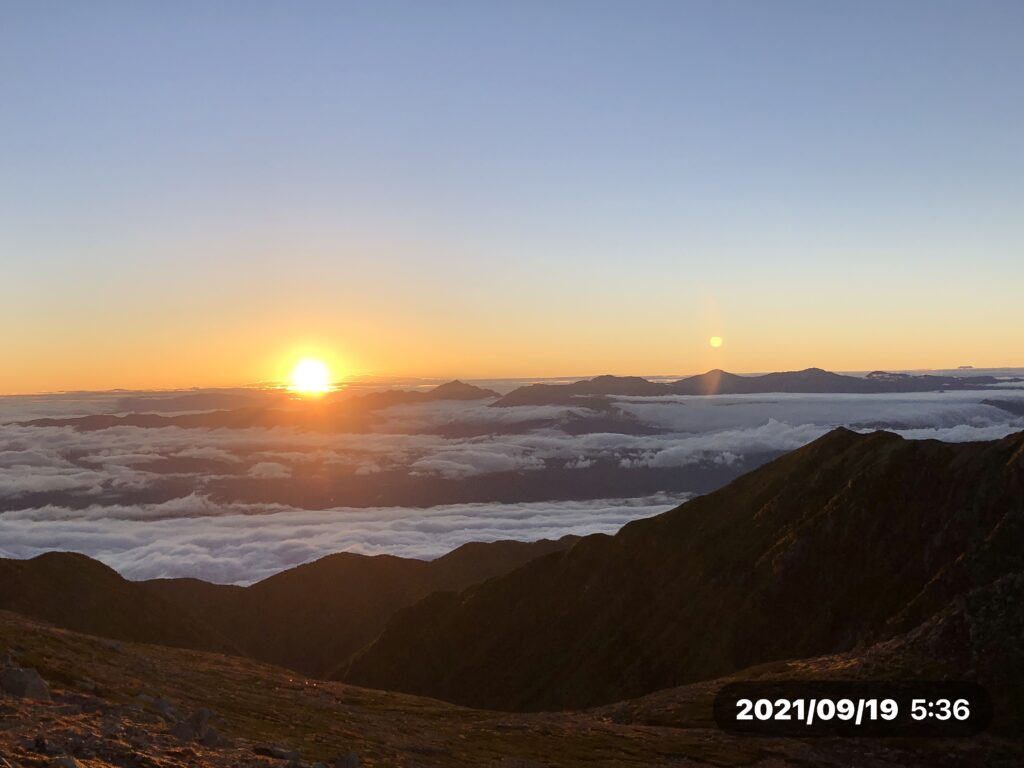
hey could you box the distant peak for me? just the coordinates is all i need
[428,380,499,400]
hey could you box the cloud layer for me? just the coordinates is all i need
[0,493,685,584]
[2,379,1022,584]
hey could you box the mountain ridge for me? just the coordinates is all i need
[0,536,578,678]
[341,427,1024,710]
[492,367,1007,406]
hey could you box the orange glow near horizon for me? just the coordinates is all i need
[2,316,1022,395]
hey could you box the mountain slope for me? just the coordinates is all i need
[8,610,1018,768]
[342,428,1024,710]
[141,536,577,677]
[0,552,234,653]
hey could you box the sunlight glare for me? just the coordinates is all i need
[290,358,331,394]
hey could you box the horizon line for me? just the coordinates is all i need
[4,363,1023,399]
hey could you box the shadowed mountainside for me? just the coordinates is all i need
[0,553,236,654]
[341,428,1024,711]
[0,537,576,679]
[141,536,577,677]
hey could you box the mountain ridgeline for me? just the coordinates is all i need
[491,368,1007,406]
[0,537,578,678]
[2,427,1022,719]
[18,368,1010,432]
[141,536,578,677]
[340,428,1024,710]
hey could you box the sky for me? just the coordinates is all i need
[2,1,1022,393]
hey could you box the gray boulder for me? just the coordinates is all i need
[169,707,227,746]
[254,745,300,761]
[0,667,51,701]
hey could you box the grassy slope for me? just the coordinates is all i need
[4,610,1020,767]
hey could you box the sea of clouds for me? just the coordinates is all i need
[1,373,1022,584]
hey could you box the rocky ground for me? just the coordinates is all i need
[1,611,1019,768]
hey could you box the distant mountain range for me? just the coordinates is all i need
[20,380,500,432]
[492,367,1008,406]
[16,368,1012,434]
[3,426,1022,729]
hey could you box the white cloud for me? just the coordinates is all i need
[0,493,687,585]
[247,461,292,479]
[1,384,1022,584]
[172,446,243,463]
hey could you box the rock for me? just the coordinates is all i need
[192,709,227,746]
[50,757,80,768]
[31,734,63,755]
[134,693,182,722]
[200,726,229,748]
[169,707,228,746]
[0,667,51,702]
[155,698,182,722]
[254,745,300,761]
[168,721,196,742]
[333,754,360,768]
[187,707,213,731]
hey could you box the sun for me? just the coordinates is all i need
[709,336,724,348]
[289,358,331,394]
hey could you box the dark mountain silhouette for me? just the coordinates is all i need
[492,367,1008,405]
[670,367,877,394]
[984,398,1024,417]
[114,391,272,413]
[494,377,664,407]
[20,380,499,432]
[139,536,577,677]
[341,428,1024,711]
[426,380,501,400]
[0,552,235,653]
[354,380,499,410]
[0,536,574,678]
[138,536,576,677]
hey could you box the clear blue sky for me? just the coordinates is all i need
[2,1,1022,391]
